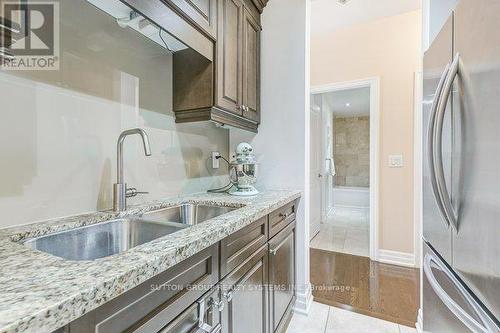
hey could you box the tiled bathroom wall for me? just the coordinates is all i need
[333,116,370,187]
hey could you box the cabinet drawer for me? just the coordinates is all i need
[70,245,219,333]
[155,286,221,333]
[162,0,217,39]
[220,216,268,277]
[268,201,296,238]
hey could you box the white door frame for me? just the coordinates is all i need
[310,77,380,261]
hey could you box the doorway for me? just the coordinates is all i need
[309,78,379,260]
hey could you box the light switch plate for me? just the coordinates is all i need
[212,152,220,169]
[388,154,403,168]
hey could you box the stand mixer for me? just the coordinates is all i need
[229,142,259,196]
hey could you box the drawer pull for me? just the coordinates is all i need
[209,298,225,312]
[197,324,221,333]
[278,212,289,219]
[197,298,221,333]
[223,290,233,302]
[269,248,277,256]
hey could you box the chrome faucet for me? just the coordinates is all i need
[113,128,152,212]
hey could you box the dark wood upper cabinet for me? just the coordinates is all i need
[242,6,260,123]
[216,0,244,115]
[163,0,218,39]
[173,0,263,132]
[251,0,269,13]
[215,0,262,122]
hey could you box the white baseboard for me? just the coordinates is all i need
[377,249,416,268]
[416,308,423,333]
[332,205,369,211]
[293,284,313,315]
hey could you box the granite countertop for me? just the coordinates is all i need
[0,190,301,333]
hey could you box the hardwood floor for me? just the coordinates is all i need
[310,248,420,327]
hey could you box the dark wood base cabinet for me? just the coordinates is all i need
[60,200,297,333]
[221,246,269,333]
[269,221,296,333]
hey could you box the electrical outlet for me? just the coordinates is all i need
[388,154,403,168]
[212,152,220,169]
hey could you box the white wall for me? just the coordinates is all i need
[422,0,459,51]
[230,0,311,314]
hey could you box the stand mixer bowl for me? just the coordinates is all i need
[229,163,259,195]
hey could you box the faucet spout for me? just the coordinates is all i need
[114,128,152,211]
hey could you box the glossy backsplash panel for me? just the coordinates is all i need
[0,0,228,228]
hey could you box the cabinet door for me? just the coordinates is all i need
[221,246,268,333]
[269,221,296,333]
[216,0,243,115]
[241,7,261,123]
[164,0,217,38]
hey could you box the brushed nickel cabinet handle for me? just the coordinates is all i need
[279,212,289,218]
[208,297,224,312]
[223,290,233,302]
[197,298,222,333]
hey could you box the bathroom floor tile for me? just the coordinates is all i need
[399,324,418,333]
[286,303,410,333]
[311,207,369,257]
[325,307,400,333]
[286,302,329,333]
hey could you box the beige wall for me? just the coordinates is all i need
[334,116,370,187]
[311,10,421,253]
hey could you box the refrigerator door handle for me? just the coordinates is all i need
[433,53,461,231]
[427,63,451,228]
[424,253,490,333]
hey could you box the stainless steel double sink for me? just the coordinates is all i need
[23,204,237,261]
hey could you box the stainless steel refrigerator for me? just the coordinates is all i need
[422,0,500,332]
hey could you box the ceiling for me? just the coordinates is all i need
[322,87,370,117]
[311,0,421,35]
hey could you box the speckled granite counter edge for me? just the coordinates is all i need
[0,190,301,333]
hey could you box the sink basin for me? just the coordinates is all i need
[23,204,238,261]
[23,218,187,261]
[140,204,238,226]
